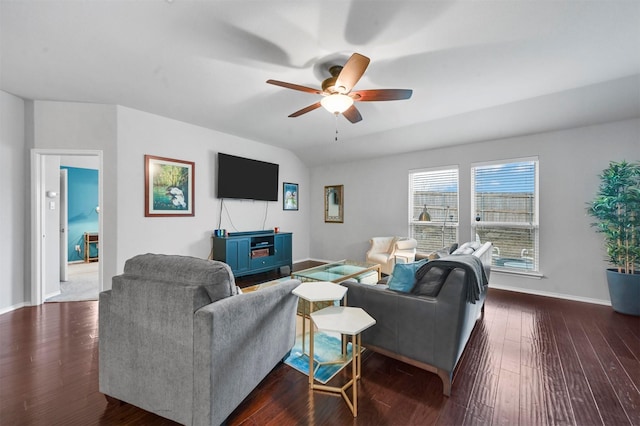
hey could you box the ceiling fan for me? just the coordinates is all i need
[266,53,412,123]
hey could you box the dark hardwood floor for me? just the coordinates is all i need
[2,267,639,425]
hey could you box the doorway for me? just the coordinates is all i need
[31,149,103,306]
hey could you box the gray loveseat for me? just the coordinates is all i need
[341,241,492,396]
[99,254,301,425]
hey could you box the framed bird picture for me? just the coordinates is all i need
[144,155,195,217]
[283,182,298,211]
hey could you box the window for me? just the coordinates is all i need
[471,159,539,273]
[409,167,459,253]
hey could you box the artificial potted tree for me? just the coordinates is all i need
[587,160,640,316]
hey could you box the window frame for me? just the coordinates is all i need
[408,165,460,253]
[471,157,541,276]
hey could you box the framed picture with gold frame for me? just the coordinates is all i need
[324,185,343,223]
[144,155,195,217]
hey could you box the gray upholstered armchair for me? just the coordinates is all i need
[99,254,300,425]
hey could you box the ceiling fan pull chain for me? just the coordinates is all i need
[334,112,339,142]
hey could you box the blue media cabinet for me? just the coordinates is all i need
[211,230,292,278]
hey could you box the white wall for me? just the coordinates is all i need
[7,96,635,312]
[32,100,118,290]
[115,106,310,273]
[0,90,27,313]
[310,118,640,304]
[25,100,310,293]
[61,155,99,169]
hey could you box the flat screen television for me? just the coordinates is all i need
[217,153,279,201]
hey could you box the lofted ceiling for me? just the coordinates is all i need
[1,1,639,167]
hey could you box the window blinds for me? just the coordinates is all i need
[409,168,459,252]
[472,160,539,272]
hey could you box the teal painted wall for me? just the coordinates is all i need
[62,166,99,262]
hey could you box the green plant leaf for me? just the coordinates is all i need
[587,160,640,273]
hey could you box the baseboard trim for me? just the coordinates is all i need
[0,301,29,315]
[489,283,611,307]
[301,259,613,308]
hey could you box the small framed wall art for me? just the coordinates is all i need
[144,155,195,217]
[283,182,298,211]
[324,184,343,223]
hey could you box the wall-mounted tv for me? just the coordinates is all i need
[217,153,279,201]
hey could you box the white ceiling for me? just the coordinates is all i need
[2,1,639,166]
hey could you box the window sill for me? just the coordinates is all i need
[492,269,544,279]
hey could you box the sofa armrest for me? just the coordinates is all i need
[472,242,493,282]
[394,239,417,264]
[395,238,417,251]
[192,279,300,426]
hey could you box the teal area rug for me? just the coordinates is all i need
[284,331,362,384]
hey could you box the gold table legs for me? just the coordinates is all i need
[309,332,363,417]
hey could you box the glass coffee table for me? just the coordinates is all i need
[291,260,380,317]
[292,260,381,285]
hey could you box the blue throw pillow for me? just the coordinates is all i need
[387,259,429,293]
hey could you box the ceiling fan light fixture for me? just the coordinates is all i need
[267,52,412,122]
[321,94,354,114]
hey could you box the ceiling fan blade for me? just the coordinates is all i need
[342,105,363,123]
[351,89,413,101]
[266,79,322,95]
[288,102,322,117]
[334,53,370,94]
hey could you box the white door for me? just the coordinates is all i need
[60,169,68,282]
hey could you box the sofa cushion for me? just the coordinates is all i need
[123,254,237,303]
[418,243,459,260]
[387,259,428,293]
[412,265,452,297]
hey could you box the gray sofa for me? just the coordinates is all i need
[341,241,492,396]
[99,254,301,425]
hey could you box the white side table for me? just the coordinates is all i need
[292,281,348,384]
[310,306,376,417]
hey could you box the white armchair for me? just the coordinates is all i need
[366,237,418,275]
